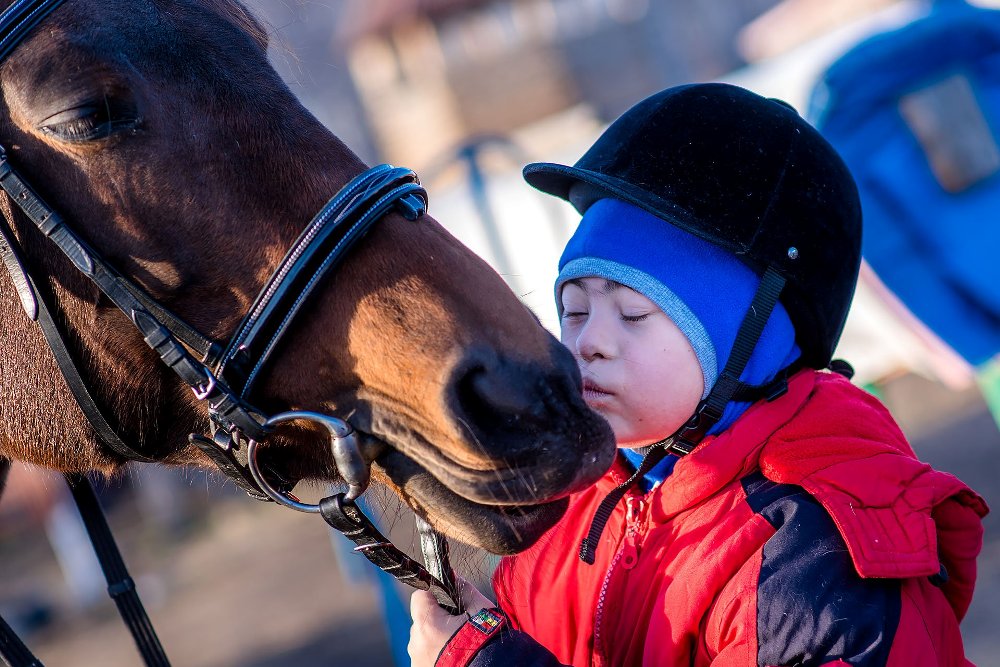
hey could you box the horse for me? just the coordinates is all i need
[0,0,615,576]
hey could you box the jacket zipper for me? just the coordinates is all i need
[593,495,645,666]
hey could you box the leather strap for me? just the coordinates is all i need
[319,494,462,615]
[0,213,158,461]
[0,151,269,447]
[116,274,221,365]
[0,0,68,63]
[217,164,427,398]
[64,474,171,667]
[0,150,428,475]
[417,515,463,613]
[0,613,41,667]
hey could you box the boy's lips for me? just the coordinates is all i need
[582,378,614,400]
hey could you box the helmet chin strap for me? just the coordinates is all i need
[579,266,788,565]
[670,265,788,453]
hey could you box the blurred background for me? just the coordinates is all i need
[2,0,999,664]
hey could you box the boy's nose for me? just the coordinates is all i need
[576,317,615,361]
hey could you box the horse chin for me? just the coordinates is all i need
[373,448,571,554]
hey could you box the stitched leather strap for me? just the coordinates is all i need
[0,153,269,445]
[217,164,427,398]
[417,515,463,613]
[0,151,427,474]
[318,494,462,614]
[0,0,67,63]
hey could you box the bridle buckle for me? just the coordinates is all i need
[191,368,218,400]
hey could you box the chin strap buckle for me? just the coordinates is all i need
[670,398,725,455]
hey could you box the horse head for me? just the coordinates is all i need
[0,0,615,554]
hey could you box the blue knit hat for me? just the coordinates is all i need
[556,198,801,434]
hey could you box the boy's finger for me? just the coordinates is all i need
[410,589,437,620]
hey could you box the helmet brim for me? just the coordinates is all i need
[523,161,735,256]
[523,162,657,216]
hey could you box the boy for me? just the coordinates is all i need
[409,83,987,666]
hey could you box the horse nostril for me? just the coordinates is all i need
[452,354,548,449]
[449,345,593,461]
[465,365,535,416]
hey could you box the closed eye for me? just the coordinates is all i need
[621,313,650,322]
[39,95,140,143]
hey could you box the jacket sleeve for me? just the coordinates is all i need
[704,479,970,666]
[435,608,569,667]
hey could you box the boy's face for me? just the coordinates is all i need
[560,277,704,448]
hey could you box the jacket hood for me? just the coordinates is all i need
[652,369,988,619]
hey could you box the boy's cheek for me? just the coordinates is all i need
[559,328,576,351]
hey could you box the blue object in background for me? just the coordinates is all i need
[810,0,1000,366]
[328,494,412,666]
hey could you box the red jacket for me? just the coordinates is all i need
[482,370,987,666]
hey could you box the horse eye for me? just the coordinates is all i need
[40,97,140,142]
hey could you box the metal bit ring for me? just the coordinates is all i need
[246,411,367,513]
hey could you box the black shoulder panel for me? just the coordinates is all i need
[741,472,902,667]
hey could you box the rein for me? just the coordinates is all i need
[0,2,465,665]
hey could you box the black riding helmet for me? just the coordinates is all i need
[530,83,864,563]
[525,82,862,376]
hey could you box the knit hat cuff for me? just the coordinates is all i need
[556,257,718,397]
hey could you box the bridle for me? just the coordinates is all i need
[0,1,465,665]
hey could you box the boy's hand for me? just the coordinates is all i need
[408,579,495,667]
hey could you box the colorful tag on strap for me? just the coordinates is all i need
[436,607,508,666]
[468,608,504,635]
